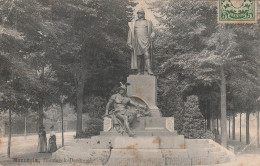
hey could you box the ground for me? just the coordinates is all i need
[0,132,82,166]
[226,139,260,166]
[0,132,260,165]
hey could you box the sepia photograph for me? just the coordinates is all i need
[0,0,259,165]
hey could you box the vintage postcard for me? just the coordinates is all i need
[0,0,260,166]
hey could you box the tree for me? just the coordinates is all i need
[0,55,37,157]
[0,0,66,156]
[47,0,135,137]
[83,95,106,118]
[182,95,204,139]
[155,0,217,118]
[196,24,259,147]
[154,0,219,136]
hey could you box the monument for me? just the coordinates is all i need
[52,9,235,166]
[127,9,155,75]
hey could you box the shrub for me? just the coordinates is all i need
[182,95,204,139]
[83,95,106,118]
[75,118,103,138]
[201,130,215,140]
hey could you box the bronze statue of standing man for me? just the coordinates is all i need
[127,9,155,75]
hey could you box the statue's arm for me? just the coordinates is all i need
[105,96,114,115]
[150,21,156,40]
[129,99,147,109]
[127,22,133,49]
[127,28,133,48]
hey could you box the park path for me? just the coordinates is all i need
[225,139,260,166]
[0,132,75,165]
[228,139,260,155]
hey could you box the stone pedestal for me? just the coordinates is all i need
[102,117,175,136]
[127,75,161,117]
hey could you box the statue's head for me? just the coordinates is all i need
[117,82,129,95]
[137,9,145,19]
[118,87,126,95]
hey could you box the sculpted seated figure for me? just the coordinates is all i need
[105,83,149,137]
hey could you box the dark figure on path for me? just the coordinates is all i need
[38,125,47,153]
[48,125,57,153]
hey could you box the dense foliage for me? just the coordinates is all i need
[76,118,103,138]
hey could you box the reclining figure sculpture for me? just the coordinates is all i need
[104,82,150,137]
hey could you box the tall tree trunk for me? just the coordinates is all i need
[61,103,64,147]
[210,100,214,131]
[24,116,27,140]
[1,120,5,137]
[204,118,207,131]
[257,111,259,148]
[76,75,85,137]
[207,100,211,130]
[206,100,210,130]
[38,67,44,128]
[212,119,216,131]
[8,109,11,158]
[217,117,219,134]
[220,65,227,148]
[38,101,44,127]
[229,116,230,139]
[232,112,235,140]
[240,113,242,142]
[246,111,250,144]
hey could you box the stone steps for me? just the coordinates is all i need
[165,157,192,166]
[106,149,165,166]
[185,141,215,149]
[52,137,234,166]
[112,135,184,149]
[164,155,231,166]
[184,139,235,166]
[191,156,231,165]
[187,149,225,157]
[162,149,191,166]
[89,135,185,149]
[161,149,189,158]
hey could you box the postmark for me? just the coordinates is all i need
[218,0,257,24]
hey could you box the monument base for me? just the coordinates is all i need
[127,75,161,117]
[52,136,235,166]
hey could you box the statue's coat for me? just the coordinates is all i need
[127,20,154,69]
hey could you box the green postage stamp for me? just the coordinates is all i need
[218,0,257,23]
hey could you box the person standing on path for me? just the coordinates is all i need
[38,125,47,153]
[48,125,57,153]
